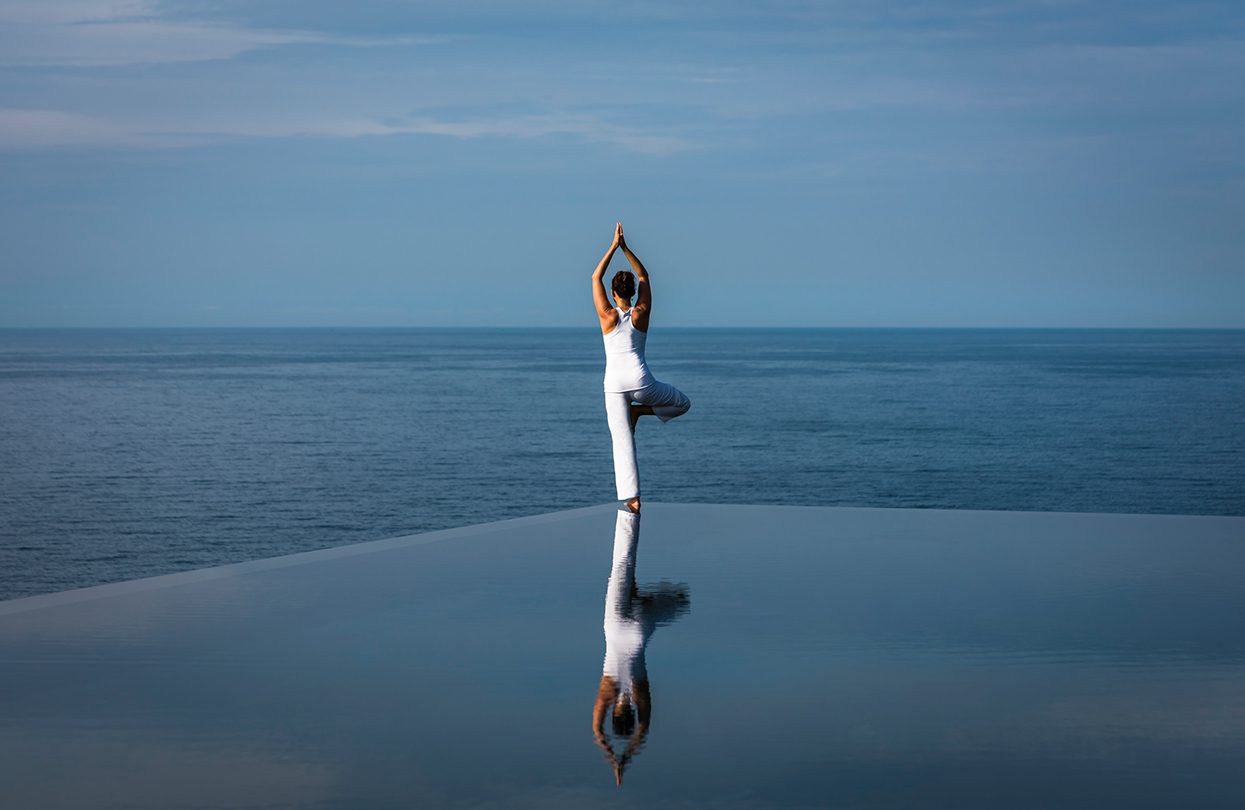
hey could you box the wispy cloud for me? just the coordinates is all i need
[0,0,154,25]
[0,22,318,67]
[378,113,697,155]
[0,0,441,66]
[0,0,698,156]
[0,107,184,148]
[0,107,698,154]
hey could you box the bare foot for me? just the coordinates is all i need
[629,404,653,434]
[624,497,641,513]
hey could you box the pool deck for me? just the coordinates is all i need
[2,503,1244,809]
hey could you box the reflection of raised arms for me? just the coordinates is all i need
[617,225,652,332]
[592,675,651,786]
[591,223,624,335]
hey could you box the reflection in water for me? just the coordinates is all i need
[593,507,690,785]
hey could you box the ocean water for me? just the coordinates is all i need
[1,327,1242,600]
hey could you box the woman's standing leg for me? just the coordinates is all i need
[605,392,640,502]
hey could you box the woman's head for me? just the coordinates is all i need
[611,271,636,303]
[611,693,636,736]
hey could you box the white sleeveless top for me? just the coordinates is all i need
[602,307,655,393]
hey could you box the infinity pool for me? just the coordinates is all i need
[2,503,1243,808]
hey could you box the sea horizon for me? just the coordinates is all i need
[4,325,1244,332]
[3,326,1242,600]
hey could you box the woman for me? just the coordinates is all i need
[592,223,691,513]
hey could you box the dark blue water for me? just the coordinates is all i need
[2,328,1242,600]
[4,504,1245,808]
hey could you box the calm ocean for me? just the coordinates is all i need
[1,327,1242,600]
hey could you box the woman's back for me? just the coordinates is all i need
[602,307,655,393]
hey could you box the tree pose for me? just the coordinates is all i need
[591,223,691,513]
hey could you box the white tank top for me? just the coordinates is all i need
[602,307,655,393]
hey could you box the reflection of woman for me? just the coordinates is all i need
[591,223,691,513]
[592,507,689,785]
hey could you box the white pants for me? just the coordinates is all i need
[605,381,691,501]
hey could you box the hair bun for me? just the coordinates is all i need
[611,271,636,300]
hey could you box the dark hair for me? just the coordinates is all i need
[611,702,637,737]
[611,271,636,301]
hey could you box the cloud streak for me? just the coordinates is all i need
[0,107,697,154]
[0,0,154,25]
[0,21,326,67]
[0,107,182,148]
[0,0,442,66]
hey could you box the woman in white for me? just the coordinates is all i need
[592,507,689,785]
[591,223,691,513]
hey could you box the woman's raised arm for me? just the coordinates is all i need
[592,224,623,322]
[618,226,652,330]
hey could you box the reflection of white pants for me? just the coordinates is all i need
[605,381,691,501]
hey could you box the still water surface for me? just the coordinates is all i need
[1,503,1242,808]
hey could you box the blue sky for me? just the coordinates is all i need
[1,0,1242,327]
